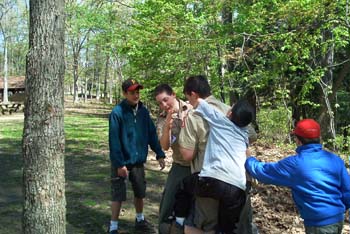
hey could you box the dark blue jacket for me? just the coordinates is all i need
[109,99,165,168]
[245,144,350,227]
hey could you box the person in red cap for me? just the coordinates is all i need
[108,78,166,234]
[245,119,350,234]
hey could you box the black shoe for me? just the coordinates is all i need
[135,218,153,230]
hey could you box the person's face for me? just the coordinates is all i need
[185,91,198,106]
[123,89,140,105]
[155,92,176,111]
[294,135,302,146]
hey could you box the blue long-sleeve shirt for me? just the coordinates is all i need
[109,99,165,168]
[245,143,350,227]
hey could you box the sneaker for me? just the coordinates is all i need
[106,223,119,234]
[135,218,153,230]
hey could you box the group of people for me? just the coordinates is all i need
[108,75,350,234]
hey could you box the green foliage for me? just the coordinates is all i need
[326,125,350,155]
[257,106,292,144]
[5,0,350,142]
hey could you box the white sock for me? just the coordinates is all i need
[110,220,118,231]
[175,217,185,226]
[136,213,144,222]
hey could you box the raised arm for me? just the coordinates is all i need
[245,156,296,187]
[195,99,226,126]
[156,110,174,151]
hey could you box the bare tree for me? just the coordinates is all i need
[0,0,14,103]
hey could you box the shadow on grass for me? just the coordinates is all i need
[0,125,167,234]
[65,151,165,234]
[65,111,110,119]
[0,138,23,234]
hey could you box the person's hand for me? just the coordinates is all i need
[246,148,251,157]
[165,109,174,130]
[117,166,128,178]
[158,158,165,170]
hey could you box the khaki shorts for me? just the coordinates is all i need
[111,164,146,201]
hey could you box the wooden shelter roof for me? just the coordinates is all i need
[0,76,25,90]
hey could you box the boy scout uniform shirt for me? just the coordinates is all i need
[156,99,191,167]
[178,95,230,173]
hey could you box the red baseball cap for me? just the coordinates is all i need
[122,79,144,92]
[292,119,320,138]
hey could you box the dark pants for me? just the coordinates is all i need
[174,173,197,217]
[175,173,246,234]
[305,221,344,234]
[235,181,259,234]
[111,164,146,201]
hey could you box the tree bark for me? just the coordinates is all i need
[103,54,110,100]
[23,1,66,233]
[94,45,101,101]
[2,39,9,103]
[72,48,79,103]
[216,44,226,103]
[84,35,90,103]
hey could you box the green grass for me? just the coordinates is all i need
[0,104,166,234]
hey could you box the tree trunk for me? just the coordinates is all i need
[216,44,226,103]
[3,39,9,103]
[115,56,124,103]
[84,36,89,103]
[96,74,101,101]
[316,29,336,141]
[73,50,79,103]
[23,1,66,233]
[94,46,101,101]
[109,61,116,104]
[103,54,110,100]
[89,81,93,101]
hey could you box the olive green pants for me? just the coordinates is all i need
[158,163,191,234]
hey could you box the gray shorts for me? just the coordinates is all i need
[111,164,146,201]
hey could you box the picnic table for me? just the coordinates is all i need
[0,102,23,115]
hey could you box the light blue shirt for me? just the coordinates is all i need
[196,100,248,190]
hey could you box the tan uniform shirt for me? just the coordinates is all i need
[156,99,191,166]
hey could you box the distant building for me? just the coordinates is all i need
[0,76,25,102]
